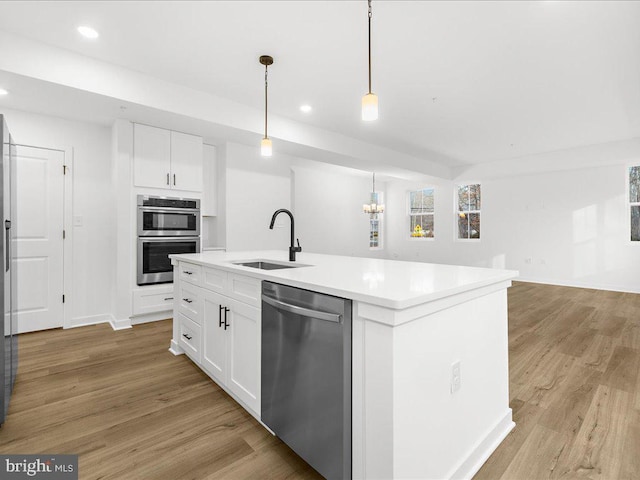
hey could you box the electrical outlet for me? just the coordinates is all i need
[451,361,461,394]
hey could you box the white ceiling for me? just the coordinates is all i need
[0,0,639,170]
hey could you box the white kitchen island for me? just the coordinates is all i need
[169,250,518,480]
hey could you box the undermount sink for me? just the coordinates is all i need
[232,260,309,270]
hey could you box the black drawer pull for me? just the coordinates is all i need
[183,298,193,304]
[184,271,193,275]
[224,307,230,330]
[182,333,192,341]
[164,297,173,301]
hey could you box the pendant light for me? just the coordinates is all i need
[362,0,378,121]
[260,55,274,156]
[363,172,384,215]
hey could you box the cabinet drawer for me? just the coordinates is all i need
[227,273,262,308]
[133,286,174,315]
[203,266,227,294]
[179,263,202,286]
[179,283,202,324]
[177,313,201,364]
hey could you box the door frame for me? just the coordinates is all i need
[15,143,73,330]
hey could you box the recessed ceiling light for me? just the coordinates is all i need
[300,105,312,113]
[77,25,99,39]
[0,88,8,96]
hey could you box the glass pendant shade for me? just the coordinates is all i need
[362,93,379,121]
[261,137,273,157]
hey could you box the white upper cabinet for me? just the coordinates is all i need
[133,123,203,192]
[170,130,203,192]
[133,124,171,189]
[201,144,217,216]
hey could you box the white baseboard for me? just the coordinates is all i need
[449,409,515,480]
[66,313,112,329]
[169,339,184,356]
[516,276,640,294]
[109,316,132,331]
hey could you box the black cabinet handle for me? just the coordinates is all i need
[164,297,173,301]
[182,333,192,341]
[219,305,224,327]
[166,173,170,185]
[183,271,193,275]
[224,307,230,330]
[182,298,193,304]
[173,173,176,186]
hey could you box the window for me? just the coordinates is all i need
[369,217,382,249]
[368,191,384,249]
[409,188,434,238]
[630,166,640,241]
[457,184,481,240]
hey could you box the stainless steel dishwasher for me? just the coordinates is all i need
[261,281,352,480]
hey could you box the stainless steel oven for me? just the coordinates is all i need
[137,237,200,285]
[137,195,200,237]
[137,195,201,286]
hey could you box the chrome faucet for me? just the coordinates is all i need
[269,209,302,261]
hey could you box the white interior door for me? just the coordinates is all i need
[14,145,64,333]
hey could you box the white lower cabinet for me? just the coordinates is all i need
[201,290,227,385]
[226,296,261,412]
[201,289,261,415]
[174,261,262,417]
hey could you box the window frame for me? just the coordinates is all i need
[369,213,384,250]
[455,182,481,242]
[628,164,640,244]
[367,190,384,250]
[407,187,435,241]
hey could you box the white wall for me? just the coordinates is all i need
[2,108,115,324]
[385,151,640,293]
[292,166,387,258]
[224,142,292,252]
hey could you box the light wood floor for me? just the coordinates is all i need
[0,320,322,479]
[1,282,638,479]
[475,282,640,480]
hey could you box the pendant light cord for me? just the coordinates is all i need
[264,65,269,138]
[368,0,372,94]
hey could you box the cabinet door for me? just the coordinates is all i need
[170,131,203,192]
[201,144,217,216]
[227,297,261,414]
[201,290,227,385]
[133,123,171,189]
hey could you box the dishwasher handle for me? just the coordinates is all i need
[262,295,342,323]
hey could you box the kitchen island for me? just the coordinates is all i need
[169,250,518,480]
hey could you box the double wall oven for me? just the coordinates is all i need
[137,195,200,285]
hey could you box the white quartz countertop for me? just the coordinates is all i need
[170,250,518,310]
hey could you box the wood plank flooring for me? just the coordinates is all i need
[1,281,638,479]
[475,282,640,480]
[0,320,322,479]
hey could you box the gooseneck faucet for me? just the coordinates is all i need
[269,209,302,261]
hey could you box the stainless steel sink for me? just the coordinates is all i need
[232,260,308,270]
